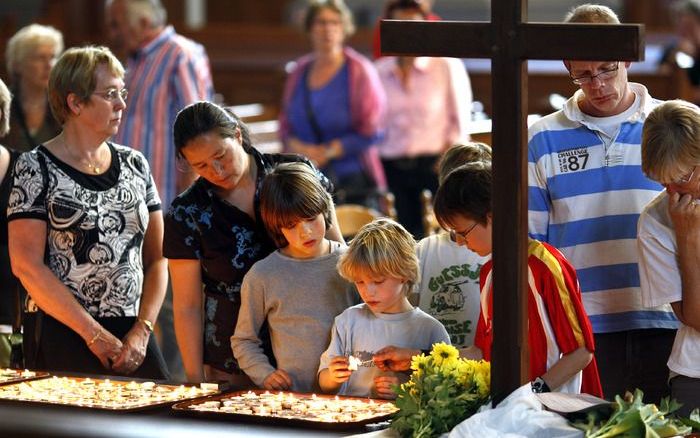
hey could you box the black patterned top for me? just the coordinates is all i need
[163,148,330,373]
[7,143,161,317]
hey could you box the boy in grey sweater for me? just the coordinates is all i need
[231,163,357,392]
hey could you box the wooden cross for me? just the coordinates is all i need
[382,1,644,404]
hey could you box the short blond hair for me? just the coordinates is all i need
[5,24,64,79]
[438,142,492,184]
[0,78,11,137]
[338,218,418,295]
[48,46,125,125]
[641,99,700,183]
[564,3,620,23]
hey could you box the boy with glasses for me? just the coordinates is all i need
[527,4,676,402]
[638,100,700,415]
[381,162,602,396]
[413,143,491,350]
[440,162,601,396]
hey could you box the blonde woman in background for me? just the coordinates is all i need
[2,24,63,151]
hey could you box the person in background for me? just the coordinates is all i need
[2,23,63,152]
[1,22,63,362]
[376,162,602,396]
[372,0,440,59]
[375,0,471,238]
[0,77,22,366]
[638,100,700,416]
[231,163,357,392]
[318,218,449,399]
[659,0,700,104]
[106,0,213,210]
[414,142,491,349]
[7,46,168,378]
[279,0,387,207]
[527,4,674,402]
[165,101,343,385]
[106,0,214,379]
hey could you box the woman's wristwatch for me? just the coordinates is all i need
[531,376,551,393]
[137,317,154,333]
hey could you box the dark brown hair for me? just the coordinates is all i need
[173,101,252,158]
[437,142,492,184]
[434,161,492,229]
[260,162,332,248]
[383,0,428,19]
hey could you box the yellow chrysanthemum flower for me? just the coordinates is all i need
[392,349,491,438]
[431,342,459,367]
[474,372,490,398]
[410,353,429,375]
[453,360,476,386]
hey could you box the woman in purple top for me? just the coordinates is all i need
[278,0,386,206]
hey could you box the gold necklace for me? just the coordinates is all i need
[62,140,107,174]
[85,161,103,174]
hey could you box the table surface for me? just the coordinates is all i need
[0,388,392,438]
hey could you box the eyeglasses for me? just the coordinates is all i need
[570,63,619,85]
[671,165,697,185]
[449,222,478,242]
[93,88,128,102]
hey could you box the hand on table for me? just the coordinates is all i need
[263,369,293,391]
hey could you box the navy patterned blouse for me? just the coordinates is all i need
[7,143,161,317]
[163,148,331,374]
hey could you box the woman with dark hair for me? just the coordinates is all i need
[278,0,386,206]
[164,101,342,385]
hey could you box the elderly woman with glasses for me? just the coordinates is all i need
[2,24,63,152]
[7,46,168,378]
[638,99,700,416]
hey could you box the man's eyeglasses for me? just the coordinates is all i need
[670,165,696,185]
[449,222,478,242]
[93,88,128,102]
[570,63,619,85]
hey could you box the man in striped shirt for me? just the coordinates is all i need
[107,0,213,209]
[528,4,677,402]
[106,0,213,381]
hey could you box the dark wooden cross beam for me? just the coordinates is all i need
[382,1,644,404]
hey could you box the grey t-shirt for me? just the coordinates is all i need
[231,241,358,391]
[319,303,450,397]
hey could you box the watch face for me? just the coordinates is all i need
[531,377,547,393]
